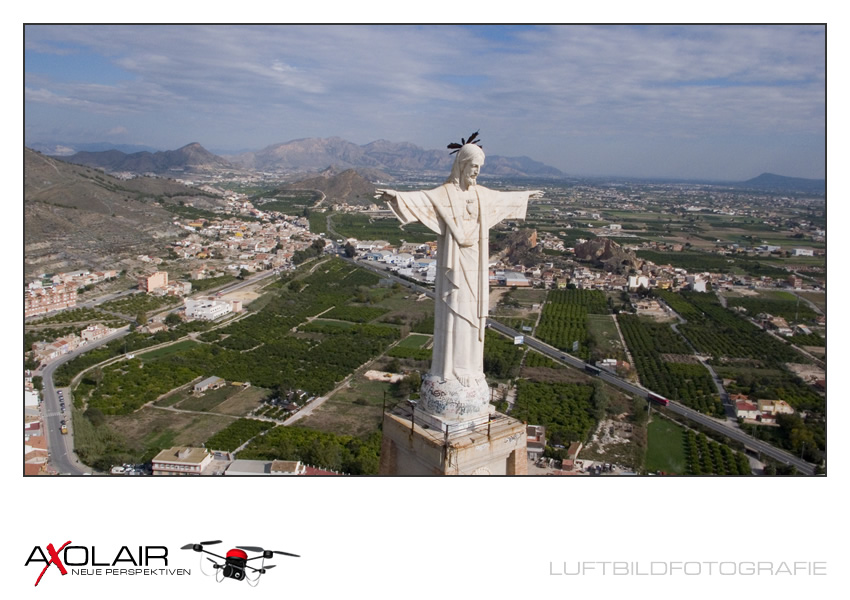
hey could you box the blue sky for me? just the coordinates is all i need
[24,24,825,180]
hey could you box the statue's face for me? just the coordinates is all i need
[462,160,482,186]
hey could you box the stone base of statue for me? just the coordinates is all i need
[378,408,528,475]
[378,374,528,475]
[417,373,492,433]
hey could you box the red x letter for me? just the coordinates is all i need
[34,541,71,587]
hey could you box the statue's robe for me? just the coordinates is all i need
[388,183,530,383]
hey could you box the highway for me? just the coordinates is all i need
[349,256,818,475]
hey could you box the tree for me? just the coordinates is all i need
[590,380,609,420]
[344,242,356,258]
[165,312,182,327]
[84,407,106,427]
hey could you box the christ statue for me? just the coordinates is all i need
[376,135,542,424]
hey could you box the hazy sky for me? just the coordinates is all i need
[24,24,825,180]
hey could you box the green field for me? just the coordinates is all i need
[176,385,241,412]
[796,291,826,313]
[257,192,318,215]
[587,314,625,359]
[329,212,436,245]
[645,417,688,475]
[397,333,430,348]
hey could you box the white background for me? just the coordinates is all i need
[8,6,845,599]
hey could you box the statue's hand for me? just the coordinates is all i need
[375,188,397,201]
[529,190,544,200]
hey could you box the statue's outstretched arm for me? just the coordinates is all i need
[375,189,397,201]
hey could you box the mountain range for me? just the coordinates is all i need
[61,138,565,179]
[55,140,826,195]
[65,142,234,175]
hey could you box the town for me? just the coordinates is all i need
[25,173,825,477]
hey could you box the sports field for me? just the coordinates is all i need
[645,417,687,475]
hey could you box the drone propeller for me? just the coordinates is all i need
[181,540,222,550]
[238,546,300,558]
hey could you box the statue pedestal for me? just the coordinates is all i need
[417,374,492,433]
[378,410,528,475]
[378,377,528,475]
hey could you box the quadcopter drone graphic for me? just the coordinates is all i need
[181,539,299,587]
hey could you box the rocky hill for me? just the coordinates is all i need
[574,238,641,274]
[24,148,213,278]
[280,167,382,205]
[736,172,825,195]
[65,142,237,175]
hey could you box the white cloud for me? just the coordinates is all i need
[23,24,825,179]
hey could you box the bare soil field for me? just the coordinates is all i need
[221,288,260,304]
[661,353,701,364]
[214,386,270,416]
[580,415,642,470]
[785,362,825,384]
[295,376,389,438]
[106,408,235,452]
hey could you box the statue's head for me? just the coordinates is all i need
[447,143,485,188]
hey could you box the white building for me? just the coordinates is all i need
[386,252,415,267]
[184,297,233,321]
[628,275,650,290]
[25,389,40,407]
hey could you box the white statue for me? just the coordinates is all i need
[376,135,542,425]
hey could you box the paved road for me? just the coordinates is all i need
[39,326,131,475]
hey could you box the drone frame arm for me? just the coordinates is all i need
[199,549,227,561]
[244,562,267,573]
